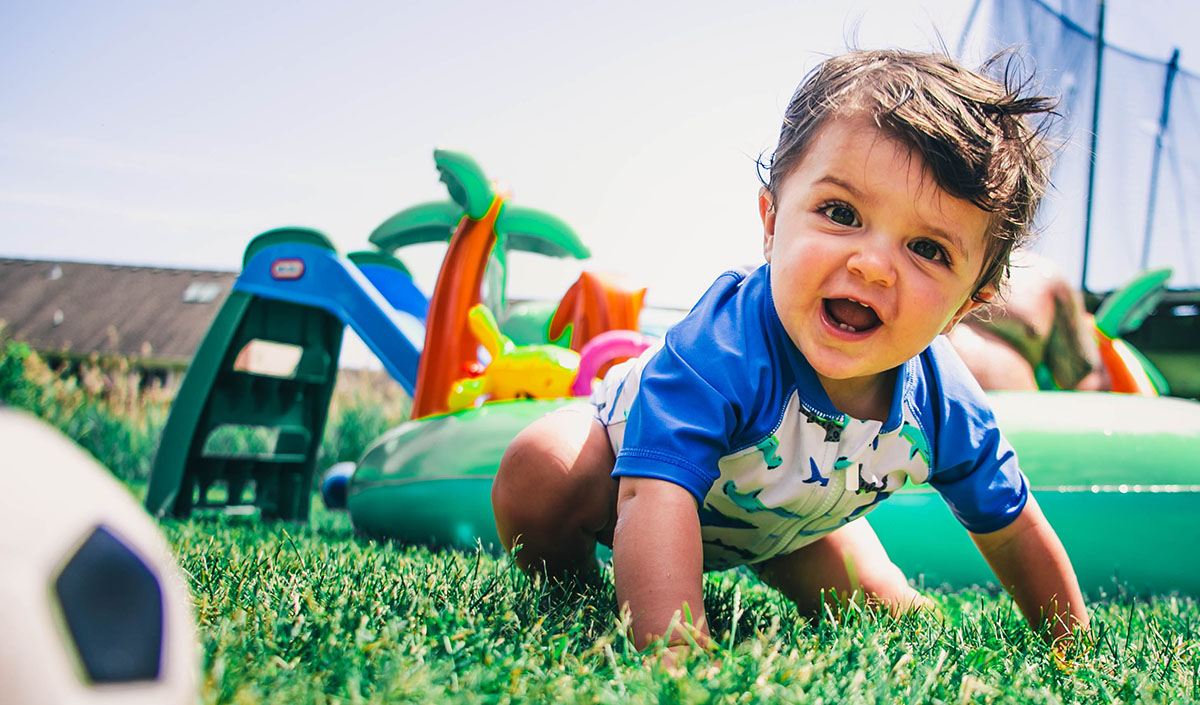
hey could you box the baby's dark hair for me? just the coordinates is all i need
[761,49,1058,300]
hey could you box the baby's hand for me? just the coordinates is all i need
[660,643,692,677]
[653,640,722,678]
[643,614,717,676]
[613,477,708,650]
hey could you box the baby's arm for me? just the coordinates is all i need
[613,476,709,650]
[969,493,1088,641]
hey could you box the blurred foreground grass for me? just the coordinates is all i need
[168,506,1200,704]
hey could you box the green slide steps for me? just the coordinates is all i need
[145,231,345,520]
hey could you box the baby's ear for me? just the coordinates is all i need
[942,286,995,335]
[759,187,776,263]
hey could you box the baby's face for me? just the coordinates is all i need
[761,115,992,395]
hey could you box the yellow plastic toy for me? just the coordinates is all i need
[447,305,581,412]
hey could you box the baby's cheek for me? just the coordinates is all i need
[910,283,960,316]
[771,286,803,326]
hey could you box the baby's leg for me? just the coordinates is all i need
[754,518,930,617]
[492,404,619,580]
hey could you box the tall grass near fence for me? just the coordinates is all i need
[319,369,411,468]
[0,335,172,481]
[0,332,410,482]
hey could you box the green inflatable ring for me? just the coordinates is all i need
[347,392,1200,594]
[872,391,1200,594]
[348,399,574,549]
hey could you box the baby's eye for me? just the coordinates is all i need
[820,203,860,227]
[909,239,948,263]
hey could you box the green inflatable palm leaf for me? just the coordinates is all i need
[369,201,463,252]
[495,204,591,260]
[434,149,494,219]
[1095,267,1173,338]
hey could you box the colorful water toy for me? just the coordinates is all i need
[549,271,646,352]
[447,304,581,412]
[572,330,655,397]
[343,389,1200,594]
[1091,267,1174,395]
[370,150,591,420]
[144,150,626,521]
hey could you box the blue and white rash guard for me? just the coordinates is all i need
[590,265,1028,570]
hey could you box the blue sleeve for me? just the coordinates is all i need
[611,271,757,502]
[922,337,1029,533]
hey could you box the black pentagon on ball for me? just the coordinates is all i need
[54,524,164,683]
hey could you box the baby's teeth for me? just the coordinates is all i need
[838,322,858,332]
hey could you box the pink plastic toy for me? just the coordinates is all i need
[571,329,654,396]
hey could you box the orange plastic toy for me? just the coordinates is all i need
[549,271,646,352]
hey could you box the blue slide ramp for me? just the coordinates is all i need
[346,250,430,325]
[234,237,426,395]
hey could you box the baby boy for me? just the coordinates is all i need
[493,49,1089,651]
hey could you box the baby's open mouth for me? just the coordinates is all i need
[824,298,881,333]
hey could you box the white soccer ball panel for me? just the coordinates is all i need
[0,408,197,705]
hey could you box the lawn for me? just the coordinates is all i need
[168,503,1200,704]
[5,340,1197,703]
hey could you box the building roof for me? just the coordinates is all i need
[0,258,237,367]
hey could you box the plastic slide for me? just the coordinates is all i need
[144,228,428,520]
[233,236,426,395]
[346,250,430,326]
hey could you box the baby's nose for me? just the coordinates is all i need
[846,245,897,287]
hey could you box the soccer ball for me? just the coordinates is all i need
[0,407,197,705]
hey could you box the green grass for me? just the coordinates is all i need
[167,505,1200,704]
[7,342,1198,702]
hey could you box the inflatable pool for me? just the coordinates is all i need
[348,399,572,549]
[344,389,1200,594]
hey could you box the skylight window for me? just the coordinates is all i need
[182,282,222,304]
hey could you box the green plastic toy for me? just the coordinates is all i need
[144,229,344,520]
[369,149,590,316]
[346,391,1200,594]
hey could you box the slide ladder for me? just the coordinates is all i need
[144,228,426,519]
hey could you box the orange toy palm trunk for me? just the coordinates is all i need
[411,198,503,419]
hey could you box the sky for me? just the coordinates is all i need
[1,0,988,310]
[4,0,1196,313]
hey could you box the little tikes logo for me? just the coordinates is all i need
[271,258,305,280]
